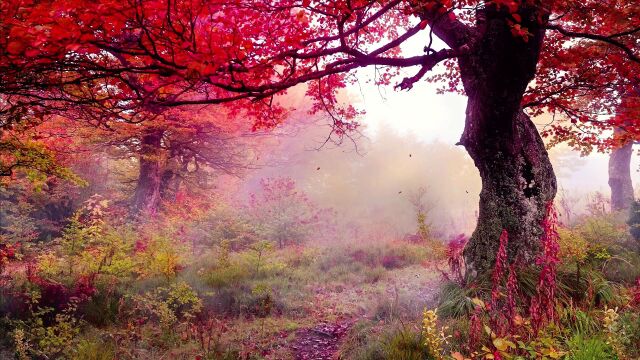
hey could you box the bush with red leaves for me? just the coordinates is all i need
[529,203,560,333]
[25,264,96,314]
[0,242,19,274]
[447,233,467,285]
[632,278,640,306]
[485,229,520,336]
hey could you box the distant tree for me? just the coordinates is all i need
[99,111,254,215]
[248,177,334,248]
[407,186,433,241]
[556,187,578,226]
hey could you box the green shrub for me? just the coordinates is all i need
[340,321,431,360]
[370,297,404,322]
[123,281,203,331]
[556,267,623,307]
[619,312,640,357]
[245,283,273,317]
[363,266,387,283]
[204,263,250,289]
[324,262,366,284]
[560,309,599,336]
[281,246,318,268]
[578,214,628,248]
[317,250,359,272]
[11,302,82,360]
[204,287,245,315]
[590,275,620,306]
[382,327,430,360]
[203,281,291,317]
[384,243,433,265]
[79,288,120,326]
[440,317,470,355]
[436,282,475,319]
[339,321,388,360]
[566,334,615,360]
[203,349,243,360]
[601,249,640,283]
[74,338,116,360]
[364,287,427,323]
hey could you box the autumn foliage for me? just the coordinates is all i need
[2,0,640,359]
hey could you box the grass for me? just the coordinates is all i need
[340,320,432,360]
[566,334,616,360]
[46,239,441,359]
[436,281,475,319]
[10,209,640,359]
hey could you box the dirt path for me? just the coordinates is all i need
[290,265,443,360]
[291,320,353,360]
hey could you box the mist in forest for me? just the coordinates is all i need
[235,85,640,240]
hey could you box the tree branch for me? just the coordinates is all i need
[546,25,640,64]
[417,7,477,50]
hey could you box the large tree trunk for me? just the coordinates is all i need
[461,109,557,274]
[132,129,164,214]
[458,6,557,275]
[609,128,634,211]
[159,155,183,202]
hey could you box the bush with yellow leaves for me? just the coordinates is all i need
[422,308,449,360]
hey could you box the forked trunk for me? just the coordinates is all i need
[132,130,164,214]
[458,5,556,275]
[609,128,634,211]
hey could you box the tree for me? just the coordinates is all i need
[609,91,639,212]
[248,177,334,248]
[92,108,255,215]
[1,0,639,274]
[407,186,433,241]
[9,100,259,215]
[609,128,635,212]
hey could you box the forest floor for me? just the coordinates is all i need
[0,241,443,359]
[167,240,445,359]
[291,320,353,360]
[238,265,441,360]
[289,264,441,360]
[5,212,640,359]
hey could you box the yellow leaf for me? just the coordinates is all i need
[547,348,564,359]
[484,325,497,339]
[493,338,508,352]
[472,297,486,309]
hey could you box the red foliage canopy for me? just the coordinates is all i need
[1,0,639,149]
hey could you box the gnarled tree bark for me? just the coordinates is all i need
[456,6,557,275]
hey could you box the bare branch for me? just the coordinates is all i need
[546,25,640,64]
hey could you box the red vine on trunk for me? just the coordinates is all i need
[491,230,509,309]
[530,202,560,333]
